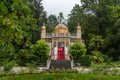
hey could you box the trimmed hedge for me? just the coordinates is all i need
[0,73,120,80]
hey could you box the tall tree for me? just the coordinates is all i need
[102,4,120,61]
[68,5,85,33]
[89,35,104,51]
[23,0,47,43]
[81,0,115,37]
[46,14,58,32]
[68,0,120,61]
[0,0,46,66]
[58,12,64,23]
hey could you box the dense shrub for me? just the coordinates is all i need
[30,40,50,63]
[69,41,87,63]
[3,61,16,71]
[17,49,30,66]
[92,67,120,76]
[80,55,91,67]
[0,73,120,80]
[91,51,105,63]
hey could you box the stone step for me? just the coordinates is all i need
[50,60,71,69]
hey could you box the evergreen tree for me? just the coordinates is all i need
[68,0,120,61]
[0,0,46,66]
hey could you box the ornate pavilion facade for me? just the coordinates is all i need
[41,23,82,69]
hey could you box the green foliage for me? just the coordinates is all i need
[63,77,74,80]
[92,61,120,68]
[46,12,66,33]
[0,0,47,66]
[16,49,30,66]
[69,41,87,63]
[92,66,120,76]
[102,4,120,61]
[91,51,105,64]
[80,55,91,67]
[58,12,65,23]
[68,0,120,62]
[3,60,16,71]
[0,0,35,64]
[89,35,104,51]
[67,4,85,33]
[46,14,59,32]
[0,73,120,80]
[30,39,50,63]
[103,31,120,61]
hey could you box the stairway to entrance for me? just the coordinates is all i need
[50,60,71,69]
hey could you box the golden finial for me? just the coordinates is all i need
[77,23,81,30]
[42,23,46,30]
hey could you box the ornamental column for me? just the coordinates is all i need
[41,23,46,38]
[77,23,81,38]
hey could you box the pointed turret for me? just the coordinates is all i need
[41,23,46,38]
[77,23,81,38]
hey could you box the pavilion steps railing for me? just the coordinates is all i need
[46,56,52,70]
[47,55,74,70]
[49,60,71,69]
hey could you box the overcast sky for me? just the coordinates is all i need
[42,0,81,19]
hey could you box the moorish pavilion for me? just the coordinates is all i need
[41,23,82,69]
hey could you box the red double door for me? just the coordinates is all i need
[57,47,65,60]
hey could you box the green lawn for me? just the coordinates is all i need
[0,73,120,80]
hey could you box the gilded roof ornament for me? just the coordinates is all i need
[77,23,81,30]
[54,23,69,33]
[42,23,46,30]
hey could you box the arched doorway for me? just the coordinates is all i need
[57,42,65,60]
